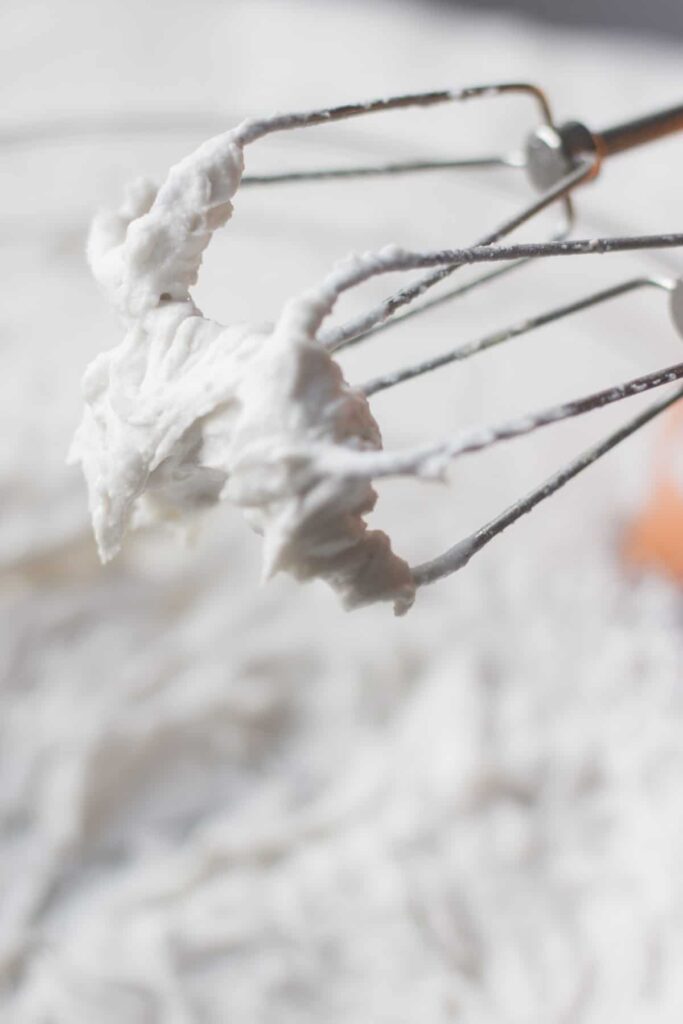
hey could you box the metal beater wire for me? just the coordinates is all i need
[321,158,594,351]
[242,154,524,184]
[363,276,674,396]
[241,82,553,185]
[236,82,574,347]
[412,384,683,585]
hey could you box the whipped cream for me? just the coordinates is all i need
[70,120,417,613]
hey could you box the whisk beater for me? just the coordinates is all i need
[73,83,683,610]
[239,83,683,588]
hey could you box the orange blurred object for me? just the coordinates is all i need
[624,402,683,582]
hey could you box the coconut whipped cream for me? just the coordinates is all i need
[70,121,417,613]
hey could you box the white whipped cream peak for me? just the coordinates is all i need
[71,119,418,613]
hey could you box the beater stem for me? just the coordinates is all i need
[598,102,683,158]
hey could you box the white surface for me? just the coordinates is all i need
[2,1,683,1021]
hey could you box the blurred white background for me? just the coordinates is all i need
[2,1,683,1021]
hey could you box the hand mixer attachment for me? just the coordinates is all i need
[74,83,683,611]
[237,84,683,589]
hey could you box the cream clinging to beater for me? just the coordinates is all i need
[71,84,683,611]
